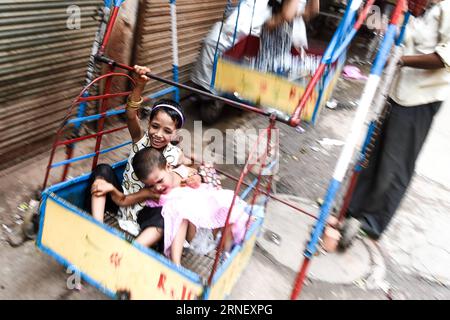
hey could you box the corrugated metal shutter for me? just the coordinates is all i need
[0,0,103,170]
[134,0,229,95]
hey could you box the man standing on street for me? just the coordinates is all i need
[340,0,450,248]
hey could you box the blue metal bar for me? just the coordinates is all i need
[169,0,180,102]
[323,11,357,64]
[372,24,398,76]
[50,141,131,168]
[46,160,127,194]
[305,179,340,257]
[355,121,376,172]
[304,21,401,258]
[339,0,358,34]
[248,0,257,36]
[113,0,124,7]
[210,57,219,90]
[321,0,356,63]
[231,0,242,47]
[354,14,410,174]
[396,12,410,46]
[210,0,234,89]
[67,87,177,126]
[67,109,125,126]
[331,6,408,63]
[151,86,177,99]
[310,67,329,125]
[330,28,357,63]
[75,90,89,130]
[173,65,180,102]
[38,193,202,288]
[311,52,346,124]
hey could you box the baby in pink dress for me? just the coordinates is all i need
[147,183,249,261]
[140,154,250,264]
[94,147,250,265]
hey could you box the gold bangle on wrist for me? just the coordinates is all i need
[127,96,143,109]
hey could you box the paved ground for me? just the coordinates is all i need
[1,40,449,300]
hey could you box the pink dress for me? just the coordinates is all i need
[146,184,249,257]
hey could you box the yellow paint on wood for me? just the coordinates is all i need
[207,233,258,300]
[41,198,203,300]
[215,59,320,122]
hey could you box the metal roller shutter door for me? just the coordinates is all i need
[0,0,103,170]
[134,0,229,96]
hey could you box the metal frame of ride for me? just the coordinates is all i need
[36,0,410,300]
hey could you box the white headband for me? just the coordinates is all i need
[151,103,184,127]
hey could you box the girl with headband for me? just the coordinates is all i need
[87,65,201,252]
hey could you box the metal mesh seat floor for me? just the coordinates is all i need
[181,248,217,281]
[104,211,216,281]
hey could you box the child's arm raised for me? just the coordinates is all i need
[127,65,151,143]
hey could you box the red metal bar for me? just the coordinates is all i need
[78,92,131,102]
[41,8,133,188]
[259,120,279,217]
[43,80,131,189]
[61,128,125,183]
[290,257,311,300]
[43,72,134,190]
[337,170,360,223]
[391,0,406,25]
[290,63,326,126]
[55,75,132,183]
[98,6,120,56]
[46,4,123,186]
[207,120,277,286]
[188,151,311,215]
[214,168,318,220]
[56,126,127,147]
[56,72,134,136]
[207,169,246,285]
[58,125,127,182]
[262,174,275,213]
[61,145,74,182]
[242,117,276,241]
[354,0,377,30]
[42,131,63,190]
[92,66,115,170]
[337,108,389,223]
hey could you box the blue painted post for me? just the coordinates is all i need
[291,0,408,300]
[170,0,180,102]
[210,0,234,90]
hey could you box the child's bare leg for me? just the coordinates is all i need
[135,227,163,247]
[171,219,189,265]
[222,225,234,252]
[91,192,106,222]
[186,222,197,243]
